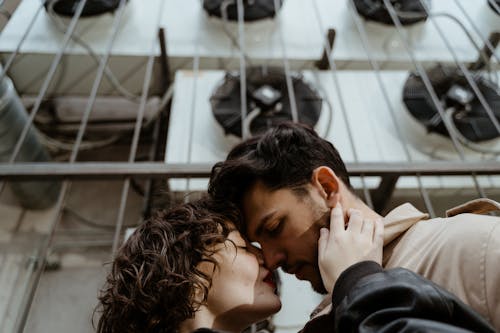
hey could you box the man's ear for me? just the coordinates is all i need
[311,166,340,207]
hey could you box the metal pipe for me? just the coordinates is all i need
[489,0,500,14]
[236,0,249,139]
[3,161,498,179]
[382,0,488,198]
[12,1,129,331]
[0,2,44,83]
[111,0,167,256]
[311,0,374,208]
[346,0,435,217]
[453,0,499,65]
[418,0,500,135]
[184,16,202,198]
[0,0,89,196]
[273,0,299,123]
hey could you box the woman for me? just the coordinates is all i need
[95,198,281,333]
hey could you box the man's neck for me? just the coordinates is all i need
[340,187,382,221]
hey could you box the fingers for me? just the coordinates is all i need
[330,203,345,235]
[361,218,374,238]
[374,218,384,245]
[318,228,329,260]
[347,209,363,233]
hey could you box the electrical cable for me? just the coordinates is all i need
[396,11,496,78]
[33,81,174,154]
[143,84,174,129]
[242,107,261,137]
[38,130,121,152]
[444,108,500,156]
[46,1,141,102]
[220,0,253,67]
[311,70,334,139]
[0,0,8,19]
[63,206,138,230]
[130,178,145,197]
[0,8,11,20]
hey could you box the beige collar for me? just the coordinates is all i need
[446,198,500,217]
[382,203,429,245]
[381,198,500,245]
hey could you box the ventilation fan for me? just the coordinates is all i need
[210,67,322,138]
[489,0,500,15]
[203,0,283,22]
[353,0,429,26]
[44,0,125,17]
[403,64,500,143]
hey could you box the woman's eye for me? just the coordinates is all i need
[251,242,261,249]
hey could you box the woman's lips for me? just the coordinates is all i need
[263,271,277,290]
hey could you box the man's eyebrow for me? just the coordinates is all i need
[254,211,277,237]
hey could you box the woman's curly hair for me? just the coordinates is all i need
[94,198,241,333]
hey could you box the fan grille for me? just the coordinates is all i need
[203,0,283,22]
[489,0,500,15]
[45,0,124,17]
[210,67,322,137]
[353,0,429,26]
[403,64,500,142]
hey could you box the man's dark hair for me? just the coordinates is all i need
[94,197,241,333]
[208,122,352,206]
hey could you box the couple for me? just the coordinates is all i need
[95,122,499,332]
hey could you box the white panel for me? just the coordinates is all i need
[165,69,500,191]
[1,0,498,94]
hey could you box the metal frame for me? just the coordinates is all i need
[1,161,499,180]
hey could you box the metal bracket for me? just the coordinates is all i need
[315,28,336,70]
[143,27,172,219]
[370,175,400,214]
[469,31,500,71]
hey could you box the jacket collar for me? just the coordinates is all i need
[382,203,429,246]
[310,203,429,320]
[381,198,500,246]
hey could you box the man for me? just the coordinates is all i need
[208,122,500,330]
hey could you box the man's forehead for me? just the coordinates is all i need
[241,183,274,235]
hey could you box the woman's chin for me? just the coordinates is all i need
[265,297,282,316]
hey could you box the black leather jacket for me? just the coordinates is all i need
[301,261,495,333]
[193,261,495,333]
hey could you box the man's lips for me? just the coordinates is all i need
[286,264,306,280]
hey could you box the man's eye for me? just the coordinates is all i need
[267,219,284,237]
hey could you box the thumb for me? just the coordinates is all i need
[318,227,329,260]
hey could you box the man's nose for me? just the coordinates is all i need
[261,243,286,270]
